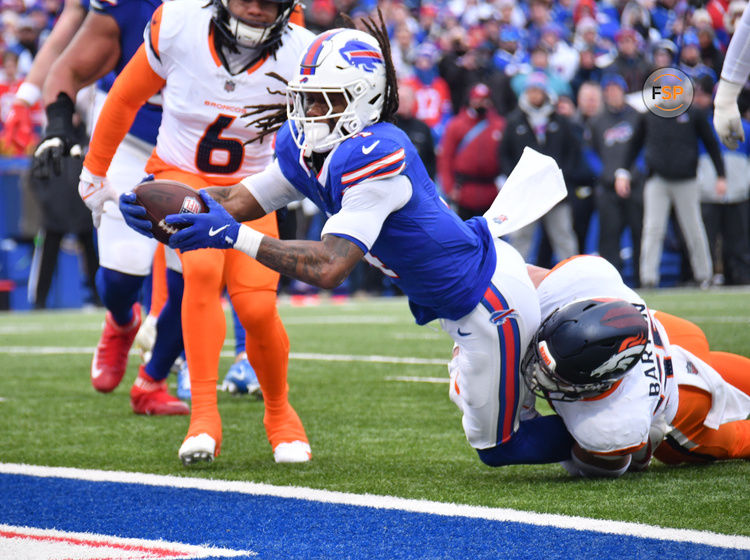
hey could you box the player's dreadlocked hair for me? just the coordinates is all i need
[358,10,399,124]
[243,9,399,145]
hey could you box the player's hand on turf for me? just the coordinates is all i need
[32,93,82,179]
[714,78,745,149]
[78,166,117,228]
[167,190,240,251]
[119,192,154,238]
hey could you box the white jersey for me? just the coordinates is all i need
[143,0,314,181]
[669,345,750,430]
[536,256,679,455]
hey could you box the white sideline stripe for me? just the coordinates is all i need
[0,346,446,365]
[386,376,449,384]
[1,463,748,551]
[0,524,254,558]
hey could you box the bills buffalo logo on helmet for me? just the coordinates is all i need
[339,40,384,72]
[489,309,518,325]
[180,196,202,214]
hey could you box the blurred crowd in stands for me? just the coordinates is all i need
[1,0,750,305]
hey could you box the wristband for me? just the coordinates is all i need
[16,82,41,106]
[235,224,265,258]
[44,92,76,137]
[715,78,743,106]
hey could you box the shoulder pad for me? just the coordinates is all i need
[334,130,406,189]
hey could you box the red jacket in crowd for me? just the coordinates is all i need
[438,107,505,214]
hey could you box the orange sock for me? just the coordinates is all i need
[149,244,168,317]
[180,248,226,452]
[230,289,308,449]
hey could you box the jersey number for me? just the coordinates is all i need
[196,115,244,174]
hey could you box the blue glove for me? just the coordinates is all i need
[166,190,240,251]
[119,192,154,238]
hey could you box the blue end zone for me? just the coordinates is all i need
[1,473,747,560]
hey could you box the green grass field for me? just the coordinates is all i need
[1,289,748,536]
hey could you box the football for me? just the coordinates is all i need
[133,179,207,244]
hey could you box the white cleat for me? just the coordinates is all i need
[178,433,216,466]
[273,441,312,463]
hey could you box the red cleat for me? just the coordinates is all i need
[130,367,189,416]
[90,303,142,393]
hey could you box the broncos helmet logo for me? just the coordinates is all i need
[589,334,648,378]
[339,40,384,72]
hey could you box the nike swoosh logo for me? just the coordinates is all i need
[457,328,472,337]
[209,225,229,237]
[362,141,380,155]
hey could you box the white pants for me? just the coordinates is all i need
[96,135,159,275]
[86,88,161,276]
[442,238,541,450]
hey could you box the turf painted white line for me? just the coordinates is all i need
[1,463,748,551]
[385,376,449,383]
[0,346,446,365]
[0,524,255,559]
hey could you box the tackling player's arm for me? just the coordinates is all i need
[714,3,750,148]
[1,0,87,152]
[42,10,121,105]
[34,10,122,178]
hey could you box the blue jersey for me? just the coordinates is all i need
[90,0,162,145]
[275,121,497,325]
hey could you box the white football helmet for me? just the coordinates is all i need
[287,29,387,156]
[212,0,296,49]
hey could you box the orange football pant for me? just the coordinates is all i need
[653,312,750,464]
[152,167,308,455]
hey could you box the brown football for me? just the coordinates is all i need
[133,179,207,244]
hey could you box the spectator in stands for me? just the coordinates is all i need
[606,28,650,93]
[569,46,603,97]
[492,26,528,76]
[587,74,644,282]
[629,82,725,289]
[501,72,578,262]
[510,44,571,98]
[391,22,416,79]
[405,42,452,140]
[651,39,677,70]
[693,76,750,286]
[679,29,717,82]
[567,80,602,253]
[0,50,37,155]
[525,0,552,47]
[539,23,578,83]
[438,82,505,219]
[6,15,39,76]
[696,23,724,78]
[395,81,436,180]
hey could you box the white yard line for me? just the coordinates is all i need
[0,346,445,365]
[1,463,748,551]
